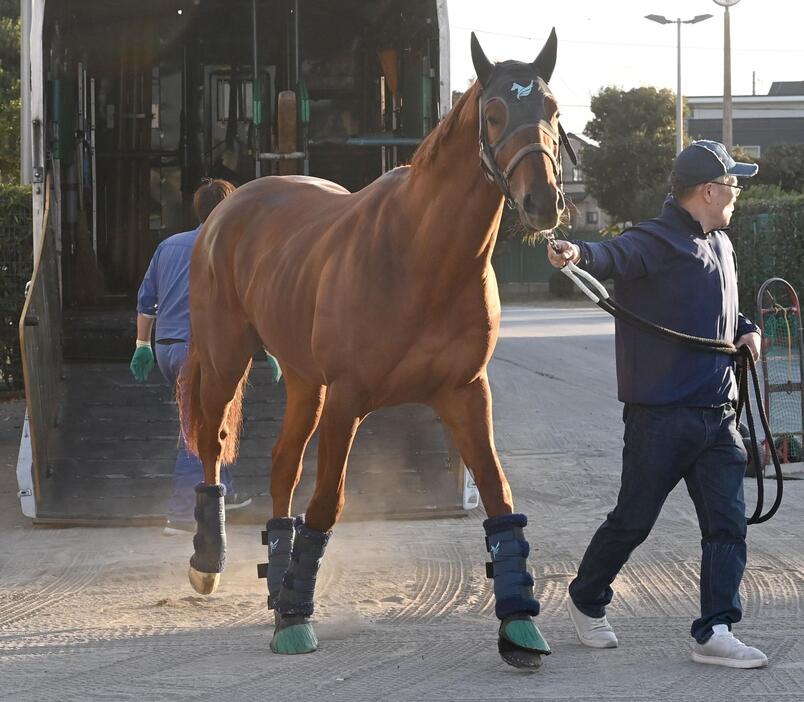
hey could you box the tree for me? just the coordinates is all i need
[582,86,677,225]
[754,143,804,193]
[0,0,21,182]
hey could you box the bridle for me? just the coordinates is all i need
[477,76,577,209]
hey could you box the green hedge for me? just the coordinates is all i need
[729,194,804,319]
[0,183,32,393]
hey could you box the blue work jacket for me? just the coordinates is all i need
[136,226,201,342]
[574,196,759,407]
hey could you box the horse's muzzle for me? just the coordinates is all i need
[520,182,564,228]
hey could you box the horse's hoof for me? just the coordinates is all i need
[498,637,542,669]
[188,566,220,595]
[497,616,550,669]
[270,620,318,654]
[501,617,551,653]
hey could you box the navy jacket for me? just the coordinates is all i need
[575,197,759,407]
[137,226,201,342]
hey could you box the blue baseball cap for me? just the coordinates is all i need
[672,140,759,186]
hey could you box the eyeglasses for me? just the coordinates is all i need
[707,181,744,196]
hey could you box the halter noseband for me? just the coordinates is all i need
[477,77,577,209]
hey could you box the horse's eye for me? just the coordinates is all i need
[487,116,500,127]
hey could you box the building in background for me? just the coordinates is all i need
[687,82,804,158]
[562,132,611,235]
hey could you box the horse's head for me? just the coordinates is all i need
[471,30,573,233]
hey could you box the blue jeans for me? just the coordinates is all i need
[568,403,748,644]
[155,342,234,522]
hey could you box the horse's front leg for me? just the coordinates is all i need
[433,373,550,669]
[269,381,364,655]
[258,370,326,611]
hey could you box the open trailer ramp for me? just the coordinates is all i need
[32,362,466,525]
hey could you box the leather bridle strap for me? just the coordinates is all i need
[478,94,577,208]
[558,122,577,166]
[503,141,559,182]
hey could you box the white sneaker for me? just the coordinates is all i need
[567,598,618,648]
[692,624,768,669]
[162,520,195,537]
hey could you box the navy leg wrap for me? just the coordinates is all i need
[259,516,301,609]
[273,521,331,619]
[483,513,540,620]
[190,483,226,574]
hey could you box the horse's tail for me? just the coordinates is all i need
[219,362,250,465]
[178,343,205,460]
[178,344,250,466]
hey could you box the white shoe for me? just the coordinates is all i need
[224,493,253,511]
[692,624,768,669]
[162,520,195,537]
[567,598,618,648]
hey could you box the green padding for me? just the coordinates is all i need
[500,617,551,655]
[270,622,318,655]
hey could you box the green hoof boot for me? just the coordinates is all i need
[497,615,551,669]
[270,617,318,655]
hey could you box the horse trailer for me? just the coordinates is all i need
[17,0,479,524]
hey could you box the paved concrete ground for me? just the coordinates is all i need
[1,304,802,701]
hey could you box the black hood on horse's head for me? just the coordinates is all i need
[471,28,557,88]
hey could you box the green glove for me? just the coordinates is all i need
[130,345,154,382]
[265,352,282,384]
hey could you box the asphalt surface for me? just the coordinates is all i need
[0,304,802,701]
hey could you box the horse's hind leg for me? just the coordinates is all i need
[187,327,258,595]
[433,374,549,669]
[270,382,365,655]
[260,368,325,609]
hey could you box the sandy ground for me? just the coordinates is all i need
[1,305,802,701]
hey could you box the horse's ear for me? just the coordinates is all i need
[532,28,557,82]
[470,32,493,87]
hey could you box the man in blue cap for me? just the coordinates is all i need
[131,179,281,535]
[548,140,767,668]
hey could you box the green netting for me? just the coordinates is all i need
[758,286,803,465]
[763,312,801,358]
[729,197,804,320]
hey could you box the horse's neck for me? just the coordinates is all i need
[407,93,504,273]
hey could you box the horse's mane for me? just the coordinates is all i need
[411,82,480,170]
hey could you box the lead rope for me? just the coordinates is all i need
[546,234,783,524]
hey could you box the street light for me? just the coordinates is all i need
[645,12,714,154]
[713,0,742,151]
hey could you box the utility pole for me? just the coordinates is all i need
[714,0,742,151]
[676,19,683,155]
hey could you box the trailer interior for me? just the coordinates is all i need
[47,0,442,317]
[20,0,472,524]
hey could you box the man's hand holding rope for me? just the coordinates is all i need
[735,332,761,364]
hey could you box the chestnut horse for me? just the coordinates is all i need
[180,31,571,668]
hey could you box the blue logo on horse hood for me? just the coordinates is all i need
[511,80,534,100]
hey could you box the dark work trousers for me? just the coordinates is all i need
[155,341,235,522]
[568,403,748,644]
